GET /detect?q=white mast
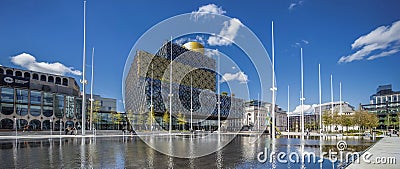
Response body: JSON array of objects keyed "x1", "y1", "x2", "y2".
[
  {"x1": 257, "y1": 93, "x2": 260, "y2": 131},
  {"x1": 319, "y1": 64, "x2": 322, "y2": 134},
  {"x1": 340, "y1": 82, "x2": 342, "y2": 115},
  {"x1": 169, "y1": 37, "x2": 173, "y2": 134},
  {"x1": 330, "y1": 74, "x2": 334, "y2": 132},
  {"x1": 271, "y1": 21, "x2": 277, "y2": 138},
  {"x1": 81, "y1": 0, "x2": 87, "y2": 136},
  {"x1": 90, "y1": 47, "x2": 94, "y2": 131},
  {"x1": 190, "y1": 75, "x2": 193, "y2": 131},
  {"x1": 150, "y1": 64, "x2": 153, "y2": 131},
  {"x1": 287, "y1": 85, "x2": 290, "y2": 133},
  {"x1": 218, "y1": 53, "x2": 221, "y2": 133},
  {"x1": 300, "y1": 48, "x2": 305, "y2": 138}
]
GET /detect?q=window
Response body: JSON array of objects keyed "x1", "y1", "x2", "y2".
[
  {"x1": 30, "y1": 91, "x2": 42, "y2": 105},
  {"x1": 32, "y1": 73, "x2": 39, "y2": 80},
  {"x1": 24, "y1": 72, "x2": 30, "y2": 79},
  {"x1": 16, "y1": 104, "x2": 28, "y2": 116},
  {"x1": 65, "y1": 96, "x2": 74, "y2": 119},
  {"x1": 48, "y1": 76, "x2": 54, "y2": 83},
  {"x1": 29, "y1": 119, "x2": 41, "y2": 130},
  {"x1": 40, "y1": 75, "x2": 46, "y2": 81},
  {"x1": 55, "y1": 77, "x2": 61, "y2": 85},
  {"x1": 0, "y1": 118, "x2": 14, "y2": 129},
  {"x1": 54, "y1": 95, "x2": 64, "y2": 118},
  {"x1": 0, "y1": 103, "x2": 14, "y2": 115},
  {"x1": 43, "y1": 93, "x2": 53, "y2": 106},
  {"x1": 15, "y1": 71, "x2": 22, "y2": 77},
  {"x1": 16, "y1": 89, "x2": 28, "y2": 104},
  {"x1": 43, "y1": 106, "x2": 53, "y2": 117},
  {"x1": 30, "y1": 105, "x2": 41, "y2": 116},
  {"x1": 6, "y1": 69, "x2": 13, "y2": 75},
  {"x1": 16, "y1": 119, "x2": 28, "y2": 130},
  {"x1": 62, "y1": 78, "x2": 68, "y2": 86},
  {"x1": 1, "y1": 88, "x2": 14, "y2": 103},
  {"x1": 0, "y1": 68, "x2": 3, "y2": 75}
]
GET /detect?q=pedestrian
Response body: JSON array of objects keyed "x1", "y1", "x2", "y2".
[
  {"x1": 65, "y1": 127, "x2": 69, "y2": 135},
  {"x1": 73, "y1": 127, "x2": 77, "y2": 136}
]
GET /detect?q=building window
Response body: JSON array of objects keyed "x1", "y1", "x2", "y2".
[
  {"x1": 48, "y1": 76, "x2": 54, "y2": 83},
  {"x1": 0, "y1": 68, "x2": 4, "y2": 75},
  {"x1": 32, "y1": 73, "x2": 39, "y2": 80},
  {"x1": 16, "y1": 89, "x2": 28, "y2": 104},
  {"x1": 29, "y1": 119, "x2": 41, "y2": 130},
  {"x1": 30, "y1": 91, "x2": 42, "y2": 105},
  {"x1": 16, "y1": 104, "x2": 28, "y2": 116},
  {"x1": 15, "y1": 71, "x2": 22, "y2": 77},
  {"x1": 1, "y1": 87, "x2": 14, "y2": 103},
  {"x1": 54, "y1": 95, "x2": 64, "y2": 118},
  {"x1": 24, "y1": 72, "x2": 31, "y2": 79},
  {"x1": 0, "y1": 118, "x2": 14, "y2": 129},
  {"x1": 40, "y1": 75, "x2": 46, "y2": 81},
  {"x1": 16, "y1": 119, "x2": 28, "y2": 130},
  {"x1": 43, "y1": 93, "x2": 53, "y2": 106},
  {"x1": 0, "y1": 103, "x2": 14, "y2": 115},
  {"x1": 62, "y1": 78, "x2": 68, "y2": 86},
  {"x1": 43, "y1": 106, "x2": 53, "y2": 117},
  {"x1": 6, "y1": 69, "x2": 13, "y2": 75},
  {"x1": 30, "y1": 105, "x2": 41, "y2": 116},
  {"x1": 55, "y1": 77, "x2": 61, "y2": 85}
]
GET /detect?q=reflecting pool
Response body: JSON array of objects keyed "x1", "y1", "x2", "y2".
[{"x1": 0, "y1": 135, "x2": 378, "y2": 168}]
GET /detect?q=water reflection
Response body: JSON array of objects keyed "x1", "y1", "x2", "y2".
[{"x1": 0, "y1": 135, "x2": 378, "y2": 168}]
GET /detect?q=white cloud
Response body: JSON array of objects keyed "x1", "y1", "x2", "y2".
[
  {"x1": 10, "y1": 53, "x2": 82, "y2": 76},
  {"x1": 204, "y1": 49, "x2": 220, "y2": 57},
  {"x1": 207, "y1": 18, "x2": 243, "y2": 46},
  {"x1": 292, "y1": 39, "x2": 309, "y2": 48},
  {"x1": 302, "y1": 40, "x2": 309, "y2": 44},
  {"x1": 221, "y1": 71, "x2": 248, "y2": 84},
  {"x1": 339, "y1": 20, "x2": 400, "y2": 63},
  {"x1": 288, "y1": 3, "x2": 296, "y2": 10},
  {"x1": 288, "y1": 1, "x2": 304, "y2": 10},
  {"x1": 174, "y1": 35, "x2": 206, "y2": 46},
  {"x1": 191, "y1": 4, "x2": 226, "y2": 21}
]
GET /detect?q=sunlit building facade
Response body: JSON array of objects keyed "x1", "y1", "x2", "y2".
[
  {"x1": 124, "y1": 41, "x2": 244, "y2": 131},
  {"x1": 0, "y1": 66, "x2": 82, "y2": 131}
]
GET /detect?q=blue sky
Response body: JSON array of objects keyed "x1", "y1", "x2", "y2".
[{"x1": 0, "y1": 0, "x2": 399, "y2": 112}]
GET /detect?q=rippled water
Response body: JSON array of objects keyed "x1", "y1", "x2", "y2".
[{"x1": 0, "y1": 135, "x2": 377, "y2": 168}]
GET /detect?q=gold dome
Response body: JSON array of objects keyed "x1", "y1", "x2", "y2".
[{"x1": 182, "y1": 42, "x2": 204, "y2": 54}]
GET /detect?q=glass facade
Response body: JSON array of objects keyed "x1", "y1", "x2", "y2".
[
  {"x1": 65, "y1": 96, "x2": 75, "y2": 119},
  {"x1": 1, "y1": 88, "x2": 14, "y2": 103},
  {"x1": 16, "y1": 89, "x2": 28, "y2": 104},
  {"x1": 54, "y1": 95, "x2": 64, "y2": 118},
  {"x1": 1, "y1": 103, "x2": 13, "y2": 115},
  {"x1": 43, "y1": 106, "x2": 53, "y2": 117},
  {"x1": 16, "y1": 104, "x2": 28, "y2": 116},
  {"x1": 30, "y1": 105, "x2": 41, "y2": 116},
  {"x1": 30, "y1": 91, "x2": 42, "y2": 105}
]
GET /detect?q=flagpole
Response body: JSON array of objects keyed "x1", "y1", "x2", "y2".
[
  {"x1": 287, "y1": 85, "x2": 290, "y2": 133},
  {"x1": 81, "y1": 0, "x2": 87, "y2": 136},
  {"x1": 271, "y1": 21, "x2": 277, "y2": 139},
  {"x1": 90, "y1": 47, "x2": 94, "y2": 131},
  {"x1": 150, "y1": 63, "x2": 153, "y2": 132},
  {"x1": 319, "y1": 64, "x2": 322, "y2": 134},
  {"x1": 190, "y1": 75, "x2": 193, "y2": 131},
  {"x1": 330, "y1": 74, "x2": 333, "y2": 132},
  {"x1": 169, "y1": 37, "x2": 173, "y2": 134},
  {"x1": 300, "y1": 48, "x2": 305, "y2": 139}
]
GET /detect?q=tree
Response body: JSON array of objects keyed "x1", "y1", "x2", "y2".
[
  {"x1": 221, "y1": 92, "x2": 228, "y2": 96},
  {"x1": 365, "y1": 112, "x2": 379, "y2": 132},
  {"x1": 146, "y1": 107, "x2": 155, "y2": 131},
  {"x1": 163, "y1": 110, "x2": 170, "y2": 129},
  {"x1": 340, "y1": 115, "x2": 354, "y2": 132},
  {"x1": 177, "y1": 112, "x2": 186, "y2": 130},
  {"x1": 322, "y1": 110, "x2": 333, "y2": 132}
]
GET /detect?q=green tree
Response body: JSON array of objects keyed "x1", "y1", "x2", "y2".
[
  {"x1": 163, "y1": 110, "x2": 170, "y2": 129},
  {"x1": 322, "y1": 110, "x2": 333, "y2": 132},
  {"x1": 340, "y1": 115, "x2": 354, "y2": 132},
  {"x1": 365, "y1": 112, "x2": 379, "y2": 132},
  {"x1": 146, "y1": 107, "x2": 155, "y2": 130},
  {"x1": 177, "y1": 112, "x2": 186, "y2": 130},
  {"x1": 221, "y1": 91, "x2": 228, "y2": 96}
]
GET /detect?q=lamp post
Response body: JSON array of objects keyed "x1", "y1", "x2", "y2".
[{"x1": 50, "y1": 118, "x2": 53, "y2": 137}]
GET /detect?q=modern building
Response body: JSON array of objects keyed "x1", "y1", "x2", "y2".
[
  {"x1": 289, "y1": 101, "x2": 355, "y2": 132},
  {"x1": 124, "y1": 41, "x2": 244, "y2": 132},
  {"x1": 0, "y1": 65, "x2": 82, "y2": 131},
  {"x1": 243, "y1": 100, "x2": 287, "y2": 132},
  {"x1": 86, "y1": 94, "x2": 123, "y2": 130},
  {"x1": 362, "y1": 84, "x2": 400, "y2": 130}
]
